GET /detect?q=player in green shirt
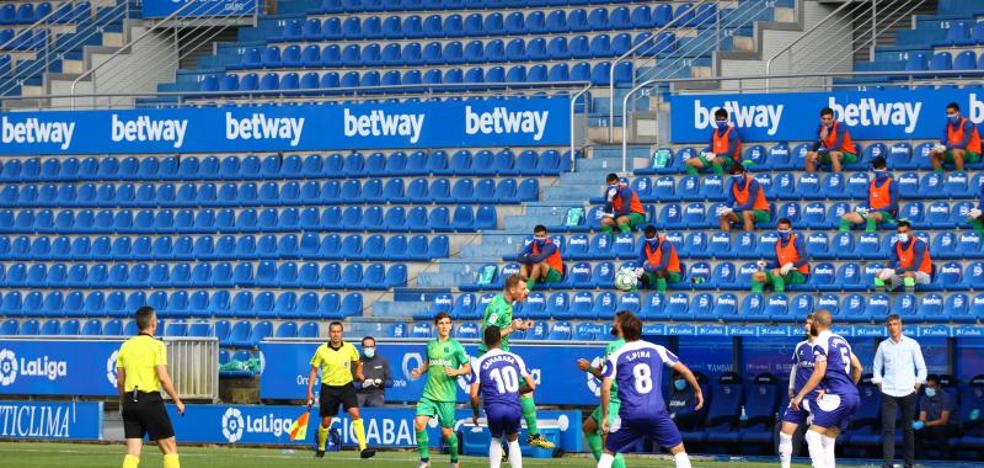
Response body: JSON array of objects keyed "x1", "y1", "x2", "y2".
[
  {"x1": 410, "y1": 312, "x2": 471, "y2": 468},
  {"x1": 478, "y1": 274, "x2": 556, "y2": 449},
  {"x1": 577, "y1": 311, "x2": 629, "y2": 468}
]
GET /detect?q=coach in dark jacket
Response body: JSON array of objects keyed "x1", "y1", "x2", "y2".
[{"x1": 356, "y1": 336, "x2": 392, "y2": 407}]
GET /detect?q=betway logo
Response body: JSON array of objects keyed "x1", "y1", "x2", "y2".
[
  {"x1": 343, "y1": 109, "x2": 423, "y2": 144},
  {"x1": 693, "y1": 99, "x2": 784, "y2": 136},
  {"x1": 112, "y1": 115, "x2": 187, "y2": 149},
  {"x1": 1, "y1": 117, "x2": 75, "y2": 150},
  {"x1": 827, "y1": 96, "x2": 921, "y2": 133},
  {"x1": 465, "y1": 106, "x2": 549, "y2": 141},
  {"x1": 226, "y1": 113, "x2": 305, "y2": 147}
]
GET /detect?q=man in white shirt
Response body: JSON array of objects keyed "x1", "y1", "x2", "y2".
[{"x1": 871, "y1": 314, "x2": 927, "y2": 468}]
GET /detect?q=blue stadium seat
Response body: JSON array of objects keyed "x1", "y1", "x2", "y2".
[{"x1": 946, "y1": 293, "x2": 974, "y2": 323}]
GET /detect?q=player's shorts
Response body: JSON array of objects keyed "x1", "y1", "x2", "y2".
[
  {"x1": 695, "y1": 154, "x2": 735, "y2": 169},
  {"x1": 944, "y1": 150, "x2": 980, "y2": 163},
  {"x1": 866, "y1": 210, "x2": 896, "y2": 224},
  {"x1": 733, "y1": 209, "x2": 770, "y2": 224},
  {"x1": 766, "y1": 270, "x2": 807, "y2": 286},
  {"x1": 604, "y1": 413, "x2": 682, "y2": 453},
  {"x1": 805, "y1": 392, "x2": 860, "y2": 431},
  {"x1": 320, "y1": 383, "x2": 358, "y2": 417},
  {"x1": 486, "y1": 403, "x2": 523, "y2": 438},
  {"x1": 122, "y1": 391, "x2": 174, "y2": 441},
  {"x1": 621, "y1": 212, "x2": 645, "y2": 227},
  {"x1": 416, "y1": 398, "x2": 456, "y2": 428},
  {"x1": 780, "y1": 397, "x2": 814, "y2": 425},
  {"x1": 590, "y1": 400, "x2": 621, "y2": 426},
  {"x1": 819, "y1": 151, "x2": 858, "y2": 165}
]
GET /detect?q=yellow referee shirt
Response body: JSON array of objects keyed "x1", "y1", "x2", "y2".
[
  {"x1": 116, "y1": 334, "x2": 167, "y2": 392},
  {"x1": 310, "y1": 341, "x2": 359, "y2": 386}
]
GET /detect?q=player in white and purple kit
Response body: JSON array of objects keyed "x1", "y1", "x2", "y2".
[
  {"x1": 790, "y1": 310, "x2": 863, "y2": 468},
  {"x1": 598, "y1": 312, "x2": 703, "y2": 468},
  {"x1": 778, "y1": 313, "x2": 818, "y2": 468},
  {"x1": 470, "y1": 325, "x2": 536, "y2": 468}
]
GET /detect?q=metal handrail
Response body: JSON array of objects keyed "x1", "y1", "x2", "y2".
[
  {"x1": 764, "y1": 0, "x2": 863, "y2": 90},
  {"x1": 608, "y1": 0, "x2": 719, "y2": 143},
  {"x1": 618, "y1": 68, "x2": 984, "y2": 173},
  {"x1": 569, "y1": 83, "x2": 592, "y2": 174}
]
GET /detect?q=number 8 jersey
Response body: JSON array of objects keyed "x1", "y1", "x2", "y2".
[
  {"x1": 472, "y1": 348, "x2": 530, "y2": 411},
  {"x1": 603, "y1": 340, "x2": 679, "y2": 421}
]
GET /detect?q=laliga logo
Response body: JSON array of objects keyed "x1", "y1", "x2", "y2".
[
  {"x1": 585, "y1": 356, "x2": 605, "y2": 397},
  {"x1": 0, "y1": 349, "x2": 17, "y2": 386},
  {"x1": 106, "y1": 350, "x2": 119, "y2": 388},
  {"x1": 221, "y1": 408, "x2": 245, "y2": 443}
]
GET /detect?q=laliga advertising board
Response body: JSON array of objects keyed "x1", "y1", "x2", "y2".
[
  {"x1": 0, "y1": 97, "x2": 569, "y2": 156},
  {"x1": 259, "y1": 342, "x2": 607, "y2": 405},
  {"x1": 0, "y1": 339, "x2": 121, "y2": 396},
  {"x1": 670, "y1": 87, "x2": 984, "y2": 143}
]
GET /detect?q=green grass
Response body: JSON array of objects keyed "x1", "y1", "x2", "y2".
[{"x1": 0, "y1": 442, "x2": 788, "y2": 467}]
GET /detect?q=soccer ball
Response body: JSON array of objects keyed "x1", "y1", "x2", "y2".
[{"x1": 614, "y1": 268, "x2": 638, "y2": 291}]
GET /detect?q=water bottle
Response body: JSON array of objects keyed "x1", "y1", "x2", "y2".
[{"x1": 739, "y1": 405, "x2": 748, "y2": 423}]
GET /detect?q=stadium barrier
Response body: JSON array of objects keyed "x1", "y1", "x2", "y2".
[
  {"x1": 142, "y1": 0, "x2": 258, "y2": 19},
  {"x1": 0, "y1": 337, "x2": 218, "y2": 400},
  {"x1": 0, "y1": 400, "x2": 102, "y2": 440}
]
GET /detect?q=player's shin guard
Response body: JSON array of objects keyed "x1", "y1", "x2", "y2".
[
  {"x1": 804, "y1": 430, "x2": 826, "y2": 468},
  {"x1": 489, "y1": 437, "x2": 503, "y2": 468},
  {"x1": 585, "y1": 431, "x2": 603, "y2": 461},
  {"x1": 416, "y1": 429, "x2": 430, "y2": 461},
  {"x1": 597, "y1": 453, "x2": 614, "y2": 468},
  {"x1": 778, "y1": 432, "x2": 793, "y2": 468},
  {"x1": 122, "y1": 454, "x2": 139, "y2": 468},
  {"x1": 508, "y1": 439, "x2": 523, "y2": 468},
  {"x1": 162, "y1": 453, "x2": 180, "y2": 468},
  {"x1": 520, "y1": 396, "x2": 539, "y2": 436},
  {"x1": 447, "y1": 433, "x2": 459, "y2": 462},
  {"x1": 838, "y1": 219, "x2": 852, "y2": 232},
  {"x1": 317, "y1": 424, "x2": 330, "y2": 451},
  {"x1": 673, "y1": 452, "x2": 692, "y2": 468},
  {"x1": 711, "y1": 162, "x2": 724, "y2": 175},
  {"x1": 352, "y1": 418, "x2": 368, "y2": 452},
  {"x1": 865, "y1": 216, "x2": 877, "y2": 233},
  {"x1": 821, "y1": 435, "x2": 836, "y2": 468},
  {"x1": 617, "y1": 223, "x2": 631, "y2": 234}
]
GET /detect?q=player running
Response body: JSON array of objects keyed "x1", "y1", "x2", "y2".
[
  {"x1": 470, "y1": 325, "x2": 537, "y2": 468},
  {"x1": 479, "y1": 274, "x2": 555, "y2": 449},
  {"x1": 598, "y1": 312, "x2": 703, "y2": 468},
  {"x1": 778, "y1": 313, "x2": 818, "y2": 468},
  {"x1": 790, "y1": 310, "x2": 863, "y2": 468},
  {"x1": 577, "y1": 311, "x2": 629, "y2": 468},
  {"x1": 410, "y1": 312, "x2": 472, "y2": 468}
]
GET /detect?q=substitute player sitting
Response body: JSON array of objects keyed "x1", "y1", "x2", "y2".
[
  {"x1": 410, "y1": 312, "x2": 471, "y2": 468},
  {"x1": 685, "y1": 108, "x2": 742, "y2": 176},
  {"x1": 517, "y1": 225, "x2": 564, "y2": 291},
  {"x1": 929, "y1": 102, "x2": 981, "y2": 172},
  {"x1": 471, "y1": 325, "x2": 536, "y2": 468}
]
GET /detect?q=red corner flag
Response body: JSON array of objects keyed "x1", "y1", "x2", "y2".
[{"x1": 288, "y1": 410, "x2": 310, "y2": 441}]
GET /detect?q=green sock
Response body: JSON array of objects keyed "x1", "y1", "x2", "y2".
[
  {"x1": 656, "y1": 277, "x2": 667, "y2": 293},
  {"x1": 416, "y1": 429, "x2": 430, "y2": 461},
  {"x1": 904, "y1": 277, "x2": 916, "y2": 288},
  {"x1": 520, "y1": 396, "x2": 539, "y2": 436},
  {"x1": 586, "y1": 431, "x2": 603, "y2": 461},
  {"x1": 773, "y1": 274, "x2": 786, "y2": 293},
  {"x1": 613, "y1": 453, "x2": 626, "y2": 468},
  {"x1": 865, "y1": 216, "x2": 877, "y2": 233},
  {"x1": 934, "y1": 167, "x2": 944, "y2": 174},
  {"x1": 711, "y1": 162, "x2": 724, "y2": 175},
  {"x1": 838, "y1": 219, "x2": 852, "y2": 232},
  {"x1": 601, "y1": 224, "x2": 614, "y2": 235},
  {"x1": 617, "y1": 222, "x2": 631, "y2": 234},
  {"x1": 526, "y1": 278, "x2": 537, "y2": 290},
  {"x1": 685, "y1": 165, "x2": 698, "y2": 176},
  {"x1": 971, "y1": 218, "x2": 984, "y2": 235},
  {"x1": 751, "y1": 281, "x2": 764, "y2": 293},
  {"x1": 447, "y1": 433, "x2": 459, "y2": 462}
]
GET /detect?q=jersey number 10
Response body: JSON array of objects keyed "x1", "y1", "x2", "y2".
[{"x1": 490, "y1": 367, "x2": 520, "y2": 394}]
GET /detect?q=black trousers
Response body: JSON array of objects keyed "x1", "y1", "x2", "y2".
[
  {"x1": 917, "y1": 425, "x2": 952, "y2": 460},
  {"x1": 881, "y1": 392, "x2": 916, "y2": 468}
]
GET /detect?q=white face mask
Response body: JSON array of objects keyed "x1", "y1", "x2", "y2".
[{"x1": 896, "y1": 233, "x2": 910, "y2": 243}]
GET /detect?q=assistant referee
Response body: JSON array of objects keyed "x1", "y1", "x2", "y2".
[
  {"x1": 116, "y1": 306, "x2": 185, "y2": 468},
  {"x1": 306, "y1": 321, "x2": 376, "y2": 459}
]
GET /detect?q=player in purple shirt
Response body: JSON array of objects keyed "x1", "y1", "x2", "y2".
[
  {"x1": 778, "y1": 313, "x2": 818, "y2": 468},
  {"x1": 470, "y1": 325, "x2": 536, "y2": 468},
  {"x1": 598, "y1": 312, "x2": 703, "y2": 468},
  {"x1": 791, "y1": 310, "x2": 863, "y2": 468}
]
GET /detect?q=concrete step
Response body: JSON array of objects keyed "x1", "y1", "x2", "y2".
[
  {"x1": 460, "y1": 242, "x2": 516, "y2": 258},
  {"x1": 542, "y1": 185, "x2": 599, "y2": 202},
  {"x1": 416, "y1": 270, "x2": 472, "y2": 288},
  {"x1": 372, "y1": 300, "x2": 430, "y2": 318}
]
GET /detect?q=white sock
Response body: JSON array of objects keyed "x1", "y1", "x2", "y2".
[
  {"x1": 673, "y1": 451, "x2": 692, "y2": 468},
  {"x1": 822, "y1": 435, "x2": 836, "y2": 468},
  {"x1": 508, "y1": 438, "x2": 522, "y2": 468},
  {"x1": 778, "y1": 432, "x2": 794, "y2": 468},
  {"x1": 597, "y1": 453, "x2": 615, "y2": 468},
  {"x1": 804, "y1": 430, "x2": 825, "y2": 468},
  {"x1": 489, "y1": 437, "x2": 503, "y2": 468}
]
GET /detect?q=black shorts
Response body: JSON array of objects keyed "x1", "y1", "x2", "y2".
[
  {"x1": 320, "y1": 383, "x2": 358, "y2": 417},
  {"x1": 122, "y1": 391, "x2": 174, "y2": 441}
]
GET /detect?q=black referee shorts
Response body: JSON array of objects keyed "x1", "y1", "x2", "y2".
[
  {"x1": 319, "y1": 383, "x2": 358, "y2": 418},
  {"x1": 122, "y1": 391, "x2": 174, "y2": 441}
]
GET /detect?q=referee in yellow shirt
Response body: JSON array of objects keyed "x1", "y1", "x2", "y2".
[
  {"x1": 306, "y1": 320, "x2": 376, "y2": 459},
  {"x1": 116, "y1": 306, "x2": 185, "y2": 468}
]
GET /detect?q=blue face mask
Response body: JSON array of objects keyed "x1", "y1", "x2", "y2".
[
  {"x1": 948, "y1": 114, "x2": 959, "y2": 123},
  {"x1": 716, "y1": 121, "x2": 729, "y2": 129},
  {"x1": 533, "y1": 236, "x2": 547, "y2": 247},
  {"x1": 674, "y1": 379, "x2": 687, "y2": 391},
  {"x1": 646, "y1": 236, "x2": 659, "y2": 247},
  {"x1": 925, "y1": 387, "x2": 937, "y2": 398},
  {"x1": 364, "y1": 348, "x2": 376, "y2": 359},
  {"x1": 778, "y1": 230, "x2": 791, "y2": 241},
  {"x1": 874, "y1": 169, "x2": 888, "y2": 180},
  {"x1": 733, "y1": 175, "x2": 746, "y2": 184}
]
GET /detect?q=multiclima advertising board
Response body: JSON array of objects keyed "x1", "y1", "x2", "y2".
[
  {"x1": 0, "y1": 97, "x2": 569, "y2": 156},
  {"x1": 0, "y1": 400, "x2": 103, "y2": 440},
  {"x1": 670, "y1": 88, "x2": 984, "y2": 143}
]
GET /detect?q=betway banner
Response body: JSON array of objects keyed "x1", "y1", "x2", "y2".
[
  {"x1": 0, "y1": 400, "x2": 103, "y2": 440},
  {"x1": 0, "y1": 339, "x2": 121, "y2": 396},
  {"x1": 0, "y1": 97, "x2": 569, "y2": 155},
  {"x1": 670, "y1": 88, "x2": 984, "y2": 143},
  {"x1": 166, "y1": 404, "x2": 580, "y2": 449},
  {"x1": 260, "y1": 342, "x2": 608, "y2": 405},
  {"x1": 142, "y1": 0, "x2": 257, "y2": 18}
]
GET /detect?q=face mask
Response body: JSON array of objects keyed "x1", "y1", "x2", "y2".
[
  {"x1": 896, "y1": 233, "x2": 910, "y2": 243},
  {"x1": 873, "y1": 169, "x2": 888, "y2": 180},
  {"x1": 732, "y1": 175, "x2": 746, "y2": 184},
  {"x1": 533, "y1": 236, "x2": 547, "y2": 246},
  {"x1": 645, "y1": 235, "x2": 659, "y2": 244},
  {"x1": 674, "y1": 379, "x2": 687, "y2": 391},
  {"x1": 364, "y1": 348, "x2": 376, "y2": 358},
  {"x1": 925, "y1": 387, "x2": 937, "y2": 398},
  {"x1": 778, "y1": 230, "x2": 791, "y2": 241},
  {"x1": 716, "y1": 121, "x2": 729, "y2": 129},
  {"x1": 948, "y1": 114, "x2": 959, "y2": 123}
]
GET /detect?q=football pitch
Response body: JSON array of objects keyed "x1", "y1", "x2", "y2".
[{"x1": 0, "y1": 442, "x2": 786, "y2": 467}]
